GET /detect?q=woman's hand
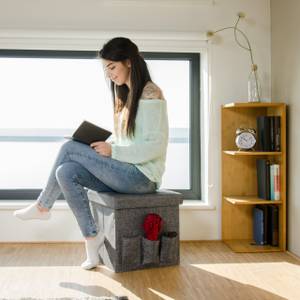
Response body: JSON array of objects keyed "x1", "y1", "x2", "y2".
[{"x1": 90, "y1": 141, "x2": 112, "y2": 157}]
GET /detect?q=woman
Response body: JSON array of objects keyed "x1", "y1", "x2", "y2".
[{"x1": 13, "y1": 37, "x2": 169, "y2": 270}]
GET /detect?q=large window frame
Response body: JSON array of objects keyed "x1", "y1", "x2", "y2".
[{"x1": 0, "y1": 50, "x2": 200, "y2": 200}]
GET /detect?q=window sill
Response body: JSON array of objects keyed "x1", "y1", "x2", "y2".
[
  {"x1": 180, "y1": 200, "x2": 215, "y2": 210},
  {"x1": 0, "y1": 199, "x2": 216, "y2": 211},
  {"x1": 0, "y1": 200, "x2": 69, "y2": 210}
]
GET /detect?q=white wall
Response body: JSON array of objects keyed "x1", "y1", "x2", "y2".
[
  {"x1": 0, "y1": 0, "x2": 271, "y2": 242},
  {"x1": 271, "y1": 0, "x2": 300, "y2": 256}
]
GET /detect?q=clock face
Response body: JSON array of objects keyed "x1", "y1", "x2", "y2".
[{"x1": 235, "y1": 132, "x2": 256, "y2": 149}]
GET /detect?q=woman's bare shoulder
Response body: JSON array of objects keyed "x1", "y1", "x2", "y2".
[{"x1": 141, "y1": 81, "x2": 165, "y2": 100}]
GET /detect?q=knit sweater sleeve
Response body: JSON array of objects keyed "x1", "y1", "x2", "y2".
[
  {"x1": 106, "y1": 133, "x2": 115, "y2": 144},
  {"x1": 111, "y1": 100, "x2": 168, "y2": 164}
]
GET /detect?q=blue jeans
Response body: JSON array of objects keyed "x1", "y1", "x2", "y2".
[{"x1": 37, "y1": 140, "x2": 157, "y2": 237}]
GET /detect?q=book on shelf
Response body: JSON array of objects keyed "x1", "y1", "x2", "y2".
[
  {"x1": 253, "y1": 206, "x2": 268, "y2": 245},
  {"x1": 268, "y1": 205, "x2": 279, "y2": 246},
  {"x1": 270, "y1": 164, "x2": 280, "y2": 200},
  {"x1": 274, "y1": 117, "x2": 281, "y2": 151},
  {"x1": 253, "y1": 205, "x2": 279, "y2": 246},
  {"x1": 256, "y1": 159, "x2": 271, "y2": 199},
  {"x1": 256, "y1": 116, "x2": 281, "y2": 151},
  {"x1": 256, "y1": 159, "x2": 280, "y2": 200}
]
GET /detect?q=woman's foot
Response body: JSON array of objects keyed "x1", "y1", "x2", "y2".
[
  {"x1": 81, "y1": 230, "x2": 105, "y2": 270},
  {"x1": 13, "y1": 201, "x2": 51, "y2": 220}
]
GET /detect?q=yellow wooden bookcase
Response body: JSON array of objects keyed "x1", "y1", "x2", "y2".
[{"x1": 221, "y1": 102, "x2": 286, "y2": 252}]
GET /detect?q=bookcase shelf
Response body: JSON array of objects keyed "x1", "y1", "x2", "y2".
[
  {"x1": 222, "y1": 102, "x2": 286, "y2": 253},
  {"x1": 224, "y1": 196, "x2": 282, "y2": 205},
  {"x1": 223, "y1": 151, "x2": 282, "y2": 156},
  {"x1": 223, "y1": 102, "x2": 284, "y2": 108}
]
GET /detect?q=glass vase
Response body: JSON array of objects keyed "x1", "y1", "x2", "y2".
[{"x1": 248, "y1": 64, "x2": 261, "y2": 102}]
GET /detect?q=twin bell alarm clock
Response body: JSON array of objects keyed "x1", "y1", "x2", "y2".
[{"x1": 235, "y1": 127, "x2": 256, "y2": 151}]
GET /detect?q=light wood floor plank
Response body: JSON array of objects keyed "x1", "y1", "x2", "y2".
[{"x1": 0, "y1": 241, "x2": 299, "y2": 299}]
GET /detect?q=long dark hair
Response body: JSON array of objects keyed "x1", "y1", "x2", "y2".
[{"x1": 99, "y1": 37, "x2": 152, "y2": 137}]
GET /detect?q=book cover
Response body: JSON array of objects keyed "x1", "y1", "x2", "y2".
[
  {"x1": 274, "y1": 164, "x2": 280, "y2": 201},
  {"x1": 270, "y1": 164, "x2": 275, "y2": 200},
  {"x1": 256, "y1": 159, "x2": 271, "y2": 200},
  {"x1": 270, "y1": 117, "x2": 275, "y2": 151},
  {"x1": 65, "y1": 120, "x2": 112, "y2": 145},
  {"x1": 274, "y1": 116, "x2": 281, "y2": 151},
  {"x1": 253, "y1": 207, "x2": 265, "y2": 245},
  {"x1": 268, "y1": 205, "x2": 279, "y2": 246},
  {"x1": 262, "y1": 205, "x2": 269, "y2": 245},
  {"x1": 253, "y1": 206, "x2": 269, "y2": 246},
  {"x1": 257, "y1": 116, "x2": 271, "y2": 151}
]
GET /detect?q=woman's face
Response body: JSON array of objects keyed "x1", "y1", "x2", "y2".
[{"x1": 102, "y1": 59, "x2": 131, "y2": 87}]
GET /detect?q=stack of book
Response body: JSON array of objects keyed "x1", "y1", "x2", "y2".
[
  {"x1": 253, "y1": 205, "x2": 279, "y2": 246},
  {"x1": 256, "y1": 159, "x2": 280, "y2": 200},
  {"x1": 253, "y1": 115, "x2": 281, "y2": 247},
  {"x1": 257, "y1": 116, "x2": 281, "y2": 151}
]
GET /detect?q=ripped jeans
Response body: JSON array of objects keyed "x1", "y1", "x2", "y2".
[{"x1": 37, "y1": 140, "x2": 157, "y2": 237}]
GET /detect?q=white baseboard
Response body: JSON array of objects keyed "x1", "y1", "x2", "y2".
[{"x1": 0, "y1": 200, "x2": 219, "y2": 242}]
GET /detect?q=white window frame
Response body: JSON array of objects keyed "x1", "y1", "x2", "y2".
[{"x1": 0, "y1": 30, "x2": 211, "y2": 204}]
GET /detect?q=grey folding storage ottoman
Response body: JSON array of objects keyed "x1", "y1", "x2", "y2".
[{"x1": 87, "y1": 189, "x2": 183, "y2": 273}]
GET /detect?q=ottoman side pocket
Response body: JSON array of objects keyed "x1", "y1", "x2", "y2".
[
  {"x1": 160, "y1": 232, "x2": 178, "y2": 264},
  {"x1": 121, "y1": 235, "x2": 141, "y2": 268},
  {"x1": 142, "y1": 237, "x2": 160, "y2": 265}
]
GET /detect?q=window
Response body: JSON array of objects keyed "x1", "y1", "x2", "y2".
[{"x1": 0, "y1": 50, "x2": 200, "y2": 200}]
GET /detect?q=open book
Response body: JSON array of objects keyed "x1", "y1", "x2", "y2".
[{"x1": 64, "y1": 120, "x2": 112, "y2": 145}]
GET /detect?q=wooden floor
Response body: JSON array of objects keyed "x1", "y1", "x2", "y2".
[{"x1": 0, "y1": 241, "x2": 299, "y2": 299}]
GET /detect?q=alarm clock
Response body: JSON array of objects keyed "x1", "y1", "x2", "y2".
[{"x1": 235, "y1": 128, "x2": 256, "y2": 151}]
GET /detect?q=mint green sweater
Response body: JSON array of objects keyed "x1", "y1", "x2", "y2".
[{"x1": 109, "y1": 99, "x2": 168, "y2": 188}]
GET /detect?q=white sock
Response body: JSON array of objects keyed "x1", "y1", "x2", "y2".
[
  {"x1": 81, "y1": 230, "x2": 105, "y2": 270},
  {"x1": 13, "y1": 201, "x2": 51, "y2": 220}
]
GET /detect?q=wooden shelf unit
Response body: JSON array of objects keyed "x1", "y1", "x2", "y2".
[
  {"x1": 223, "y1": 150, "x2": 282, "y2": 156},
  {"x1": 224, "y1": 196, "x2": 283, "y2": 205},
  {"x1": 221, "y1": 102, "x2": 286, "y2": 253}
]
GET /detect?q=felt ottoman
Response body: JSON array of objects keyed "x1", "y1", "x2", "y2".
[{"x1": 87, "y1": 189, "x2": 184, "y2": 273}]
